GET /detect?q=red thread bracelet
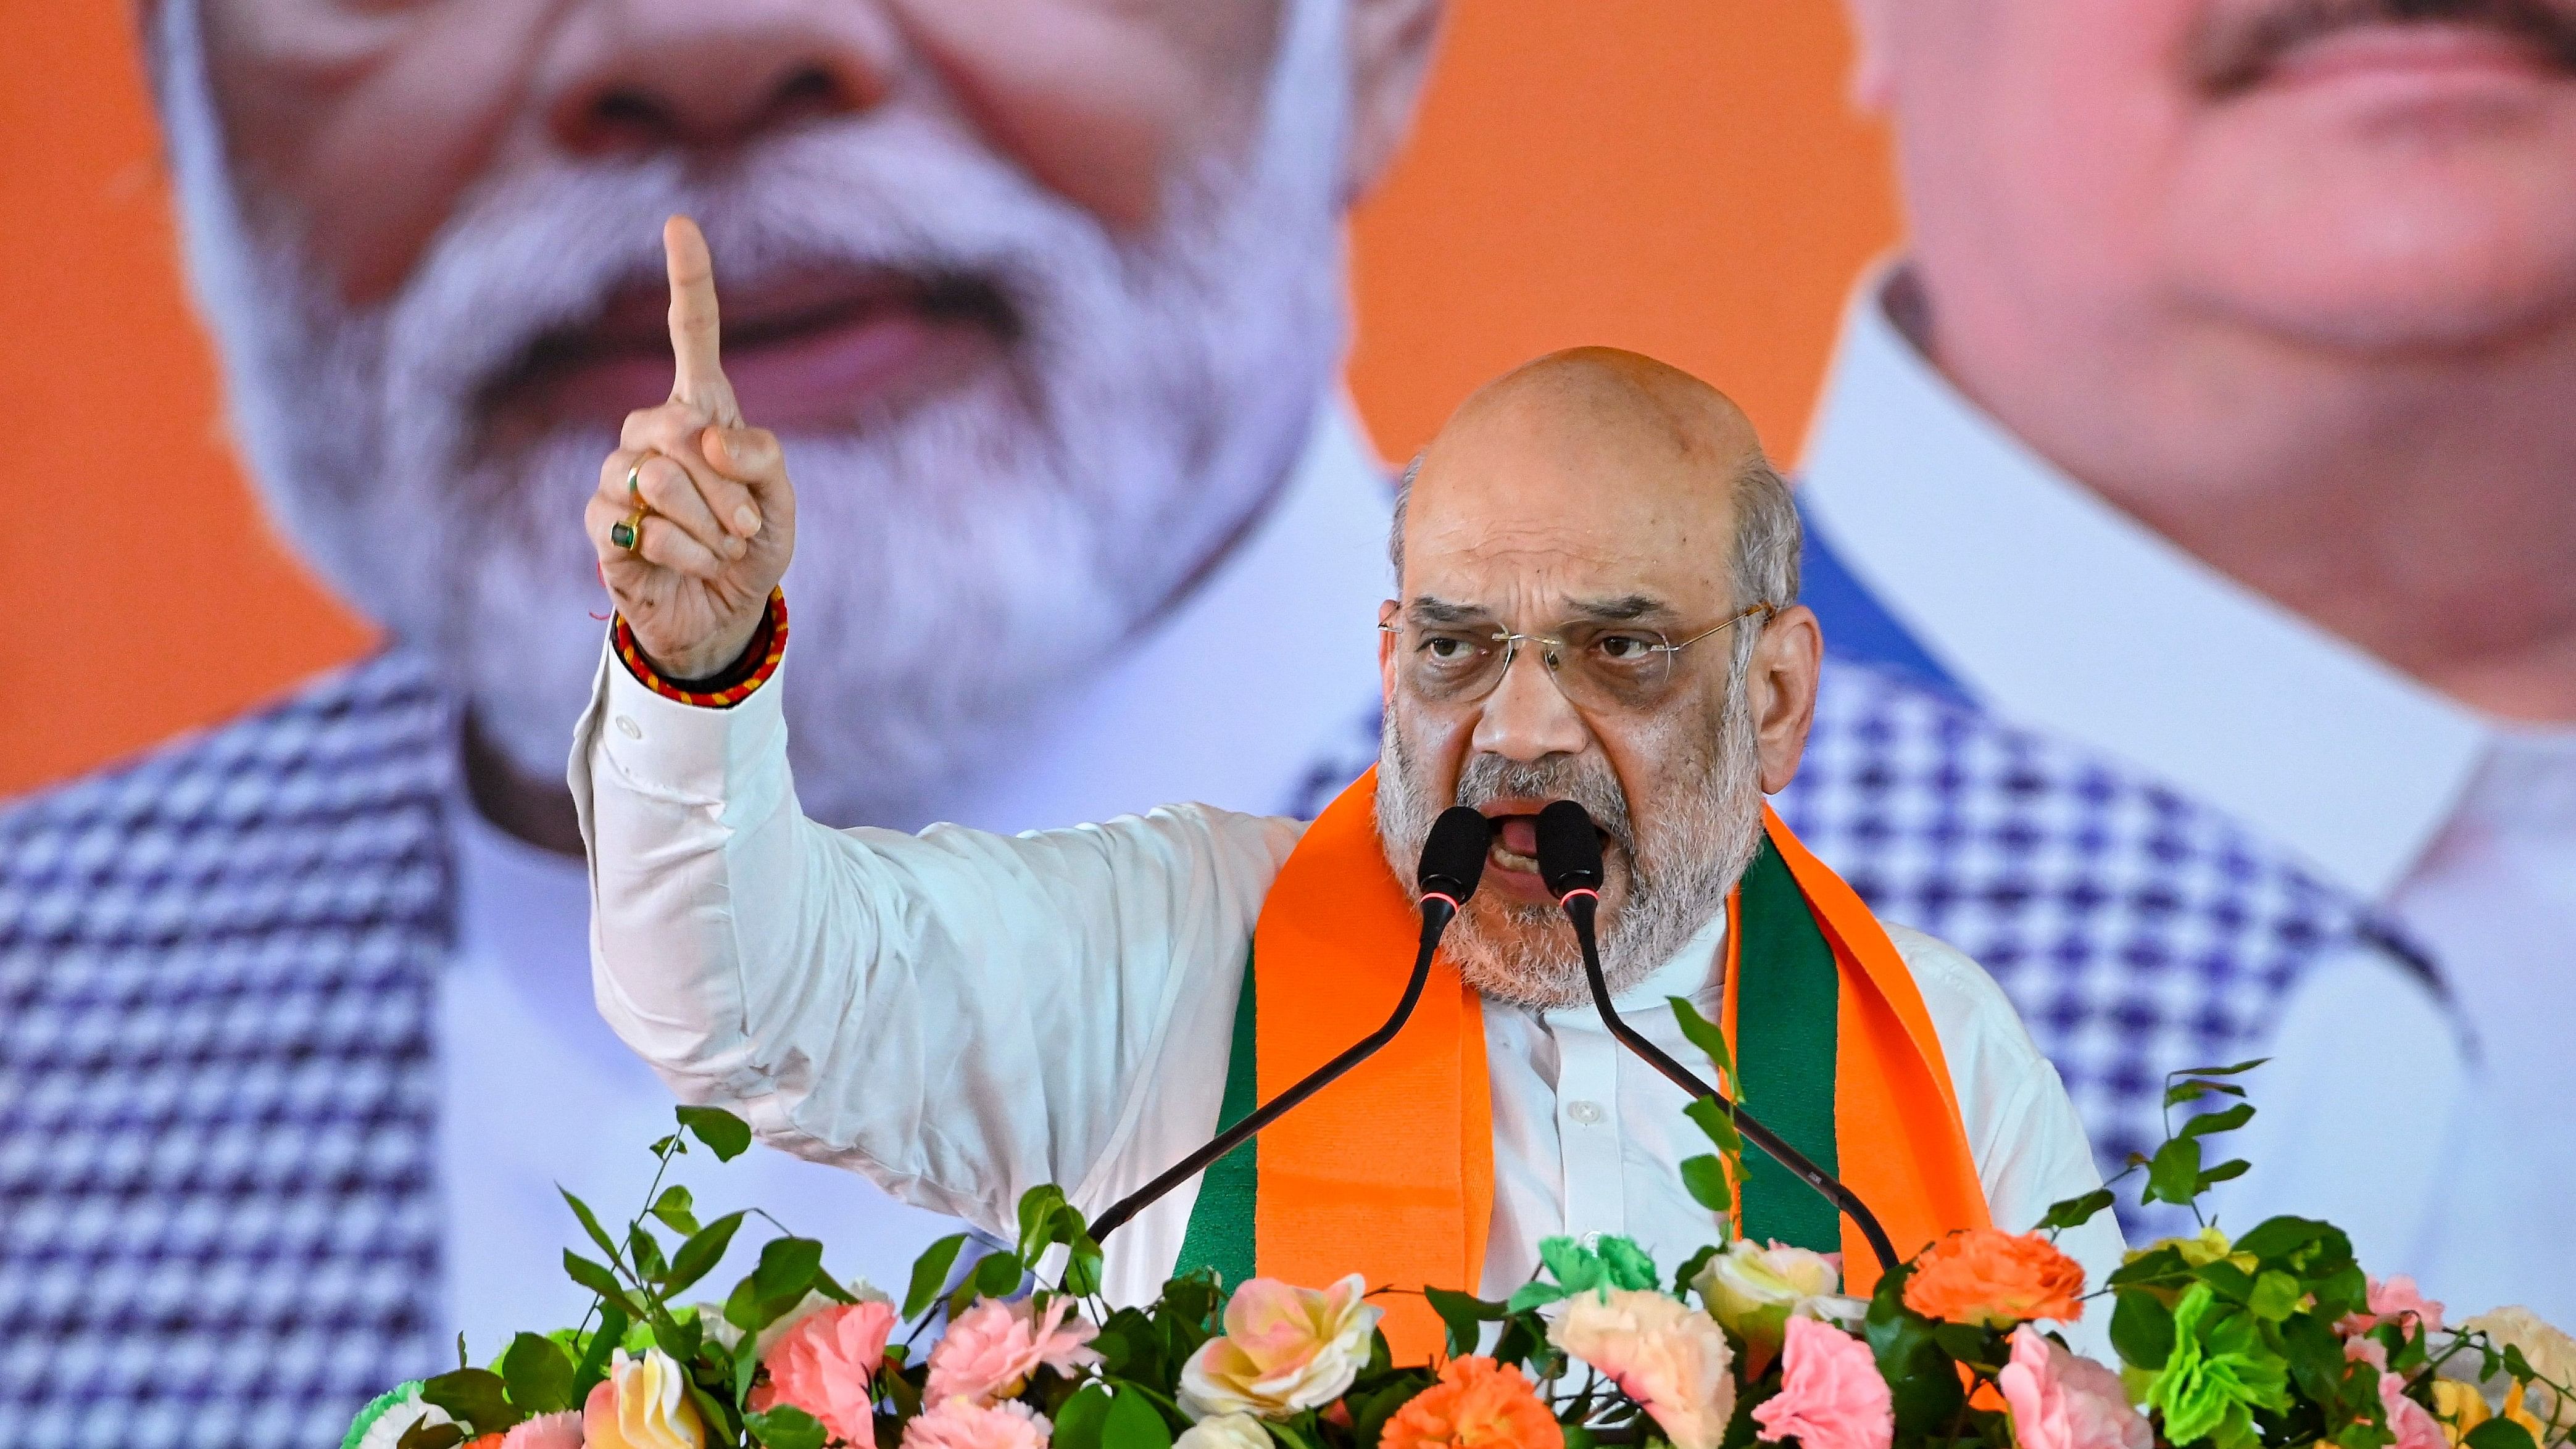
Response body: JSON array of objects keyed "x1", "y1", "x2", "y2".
[{"x1": 612, "y1": 589, "x2": 787, "y2": 708}]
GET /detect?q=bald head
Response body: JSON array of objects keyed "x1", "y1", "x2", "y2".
[
  {"x1": 1371, "y1": 347, "x2": 1821, "y2": 1010},
  {"x1": 1391, "y1": 347, "x2": 1800, "y2": 612}
]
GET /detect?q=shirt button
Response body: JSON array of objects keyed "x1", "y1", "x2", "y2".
[
  {"x1": 1566, "y1": 1099, "x2": 1606, "y2": 1127},
  {"x1": 615, "y1": 715, "x2": 642, "y2": 739}
]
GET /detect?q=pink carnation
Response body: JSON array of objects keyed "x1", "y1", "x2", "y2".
[
  {"x1": 1997, "y1": 1326, "x2": 2150, "y2": 1449},
  {"x1": 763, "y1": 1300, "x2": 899, "y2": 1444},
  {"x1": 1751, "y1": 1316, "x2": 1892, "y2": 1449},
  {"x1": 499, "y1": 1411, "x2": 584, "y2": 1449},
  {"x1": 926, "y1": 1297, "x2": 1102, "y2": 1406},
  {"x1": 903, "y1": 1397, "x2": 1052, "y2": 1449},
  {"x1": 2380, "y1": 1374, "x2": 2446, "y2": 1449},
  {"x1": 2339, "y1": 1277, "x2": 2446, "y2": 1339}
]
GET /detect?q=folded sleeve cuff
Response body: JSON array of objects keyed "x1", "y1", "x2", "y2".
[{"x1": 595, "y1": 616, "x2": 793, "y2": 812}]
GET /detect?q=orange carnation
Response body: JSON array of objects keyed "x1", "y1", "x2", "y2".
[
  {"x1": 1903, "y1": 1229, "x2": 2087, "y2": 1328},
  {"x1": 1381, "y1": 1356, "x2": 1565, "y2": 1449}
]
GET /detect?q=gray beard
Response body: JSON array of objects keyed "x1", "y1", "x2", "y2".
[
  {"x1": 1373, "y1": 652, "x2": 1771, "y2": 1010},
  {"x1": 154, "y1": 0, "x2": 1352, "y2": 830}
]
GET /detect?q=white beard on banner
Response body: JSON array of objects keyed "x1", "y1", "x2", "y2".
[{"x1": 157, "y1": 0, "x2": 1355, "y2": 828}]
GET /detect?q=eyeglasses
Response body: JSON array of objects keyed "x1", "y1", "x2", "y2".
[{"x1": 1379, "y1": 602, "x2": 1778, "y2": 712}]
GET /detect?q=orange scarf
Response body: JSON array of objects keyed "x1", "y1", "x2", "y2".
[{"x1": 1245, "y1": 771, "x2": 1989, "y2": 1361}]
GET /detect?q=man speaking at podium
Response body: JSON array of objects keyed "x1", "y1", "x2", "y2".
[{"x1": 577, "y1": 219, "x2": 2126, "y2": 1355}]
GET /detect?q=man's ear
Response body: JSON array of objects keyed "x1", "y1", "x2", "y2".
[
  {"x1": 1378, "y1": 597, "x2": 1403, "y2": 701},
  {"x1": 1342, "y1": 0, "x2": 1444, "y2": 206},
  {"x1": 1751, "y1": 605, "x2": 1824, "y2": 795},
  {"x1": 1842, "y1": 0, "x2": 1897, "y2": 112}
]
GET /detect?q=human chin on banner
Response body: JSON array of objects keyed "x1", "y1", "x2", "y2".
[{"x1": 0, "y1": 0, "x2": 1441, "y2": 1441}]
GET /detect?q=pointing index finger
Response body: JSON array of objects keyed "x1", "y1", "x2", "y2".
[{"x1": 663, "y1": 214, "x2": 741, "y2": 426}]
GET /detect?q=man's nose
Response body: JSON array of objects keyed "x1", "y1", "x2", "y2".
[
  {"x1": 1469, "y1": 647, "x2": 1593, "y2": 762},
  {"x1": 542, "y1": 2, "x2": 896, "y2": 157}
]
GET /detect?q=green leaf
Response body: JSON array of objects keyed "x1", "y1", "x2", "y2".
[
  {"x1": 2180, "y1": 1103, "x2": 2257, "y2": 1140},
  {"x1": 752, "y1": 1237, "x2": 826, "y2": 1305},
  {"x1": 397, "y1": 1424, "x2": 467, "y2": 1449},
  {"x1": 2248, "y1": 1270, "x2": 2303, "y2": 1322},
  {"x1": 1016, "y1": 1185, "x2": 1086, "y2": 1261},
  {"x1": 744, "y1": 1405, "x2": 829, "y2": 1449},
  {"x1": 2146, "y1": 1136, "x2": 2204, "y2": 1206},
  {"x1": 1062, "y1": 1237, "x2": 1106, "y2": 1298},
  {"x1": 1425, "y1": 1286, "x2": 1506, "y2": 1359},
  {"x1": 628, "y1": 1223, "x2": 670, "y2": 1284},
  {"x1": 2198, "y1": 1260, "x2": 2258, "y2": 1305},
  {"x1": 1054, "y1": 1384, "x2": 1115, "y2": 1449},
  {"x1": 1931, "y1": 1322, "x2": 1996, "y2": 1364},
  {"x1": 650, "y1": 1309, "x2": 703, "y2": 1364},
  {"x1": 2199, "y1": 1159, "x2": 2253, "y2": 1190},
  {"x1": 2176, "y1": 1058, "x2": 2271, "y2": 1078},
  {"x1": 501, "y1": 1332, "x2": 577, "y2": 1416},
  {"x1": 2231, "y1": 1216, "x2": 2335, "y2": 1265},
  {"x1": 1353, "y1": 1379, "x2": 1423, "y2": 1449},
  {"x1": 676, "y1": 1105, "x2": 754, "y2": 1161},
  {"x1": 2164, "y1": 1080, "x2": 2248, "y2": 1107},
  {"x1": 1506, "y1": 1281, "x2": 1567, "y2": 1314},
  {"x1": 1683, "y1": 1096, "x2": 1745, "y2": 1160},
  {"x1": 650, "y1": 1185, "x2": 700, "y2": 1237},
  {"x1": 565, "y1": 1251, "x2": 645, "y2": 1319},
  {"x1": 1669, "y1": 997, "x2": 1741, "y2": 1098},
  {"x1": 1673, "y1": 1244, "x2": 1721, "y2": 1298},
  {"x1": 2111, "y1": 1289, "x2": 2176, "y2": 1370},
  {"x1": 2467, "y1": 1419, "x2": 2541, "y2": 1449},
  {"x1": 1864, "y1": 1292, "x2": 1964, "y2": 1435},
  {"x1": 573, "y1": 1305, "x2": 628, "y2": 1400},
  {"x1": 663, "y1": 1211, "x2": 749, "y2": 1300},
  {"x1": 1103, "y1": 1387, "x2": 1176, "y2": 1449},
  {"x1": 2108, "y1": 1246, "x2": 2192, "y2": 1289},
  {"x1": 559, "y1": 1188, "x2": 626, "y2": 1271},
  {"x1": 904, "y1": 1233, "x2": 973, "y2": 1320},
  {"x1": 2035, "y1": 1188, "x2": 2117, "y2": 1234},
  {"x1": 420, "y1": 1368, "x2": 519, "y2": 1435},
  {"x1": 1679, "y1": 1155, "x2": 1735, "y2": 1214},
  {"x1": 649, "y1": 1133, "x2": 680, "y2": 1157},
  {"x1": 971, "y1": 1250, "x2": 1028, "y2": 1301}
]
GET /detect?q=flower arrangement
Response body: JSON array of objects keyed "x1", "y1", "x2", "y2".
[{"x1": 350, "y1": 1036, "x2": 2576, "y2": 1449}]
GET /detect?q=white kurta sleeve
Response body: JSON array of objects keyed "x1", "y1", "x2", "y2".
[
  {"x1": 1888, "y1": 924, "x2": 2129, "y2": 1363},
  {"x1": 565, "y1": 638, "x2": 1304, "y2": 1242}
]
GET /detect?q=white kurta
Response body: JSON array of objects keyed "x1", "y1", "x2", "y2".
[{"x1": 571, "y1": 642, "x2": 2129, "y2": 1358}]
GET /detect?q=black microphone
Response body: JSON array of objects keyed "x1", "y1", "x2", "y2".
[
  {"x1": 1533, "y1": 800, "x2": 1900, "y2": 1274},
  {"x1": 1091, "y1": 805, "x2": 1495, "y2": 1243}
]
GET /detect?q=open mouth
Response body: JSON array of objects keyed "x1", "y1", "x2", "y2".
[
  {"x1": 1474, "y1": 801, "x2": 1613, "y2": 900},
  {"x1": 481, "y1": 263, "x2": 1019, "y2": 444}
]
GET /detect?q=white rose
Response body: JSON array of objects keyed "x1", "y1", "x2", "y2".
[
  {"x1": 1179, "y1": 1275, "x2": 1381, "y2": 1419},
  {"x1": 1691, "y1": 1239, "x2": 1864, "y2": 1366},
  {"x1": 1176, "y1": 1412, "x2": 1274, "y2": 1449}
]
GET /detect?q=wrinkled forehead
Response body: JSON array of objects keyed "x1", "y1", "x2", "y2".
[{"x1": 1399, "y1": 418, "x2": 1743, "y2": 623}]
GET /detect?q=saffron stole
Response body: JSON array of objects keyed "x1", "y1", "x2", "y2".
[{"x1": 1171, "y1": 770, "x2": 1991, "y2": 1361}]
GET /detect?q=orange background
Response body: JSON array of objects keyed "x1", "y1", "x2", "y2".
[{"x1": 0, "y1": 2, "x2": 1898, "y2": 797}]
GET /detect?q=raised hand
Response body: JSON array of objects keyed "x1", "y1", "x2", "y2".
[{"x1": 587, "y1": 215, "x2": 796, "y2": 680}]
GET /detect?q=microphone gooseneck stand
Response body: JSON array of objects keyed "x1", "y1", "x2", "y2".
[
  {"x1": 1090, "y1": 805, "x2": 1495, "y2": 1244},
  {"x1": 1532, "y1": 800, "x2": 1900, "y2": 1276}
]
